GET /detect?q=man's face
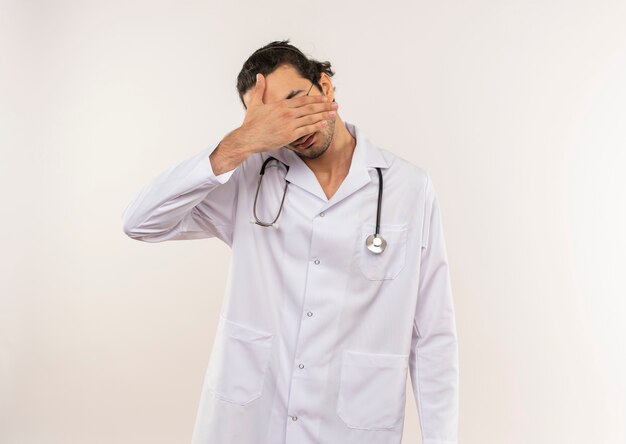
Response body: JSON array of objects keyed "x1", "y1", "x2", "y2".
[{"x1": 243, "y1": 64, "x2": 336, "y2": 160}]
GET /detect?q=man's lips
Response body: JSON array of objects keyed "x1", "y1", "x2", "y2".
[{"x1": 294, "y1": 133, "x2": 315, "y2": 148}]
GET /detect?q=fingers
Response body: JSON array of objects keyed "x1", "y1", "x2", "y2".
[
  {"x1": 295, "y1": 111, "x2": 336, "y2": 130},
  {"x1": 293, "y1": 120, "x2": 329, "y2": 140},
  {"x1": 250, "y1": 73, "x2": 266, "y2": 107},
  {"x1": 286, "y1": 94, "x2": 329, "y2": 108},
  {"x1": 291, "y1": 100, "x2": 338, "y2": 119}
]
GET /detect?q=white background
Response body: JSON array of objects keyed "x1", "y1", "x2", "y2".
[{"x1": 1, "y1": 0, "x2": 625, "y2": 443}]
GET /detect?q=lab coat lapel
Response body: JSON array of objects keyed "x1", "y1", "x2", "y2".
[{"x1": 267, "y1": 148, "x2": 328, "y2": 202}]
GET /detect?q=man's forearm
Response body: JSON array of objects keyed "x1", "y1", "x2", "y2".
[{"x1": 209, "y1": 128, "x2": 254, "y2": 175}]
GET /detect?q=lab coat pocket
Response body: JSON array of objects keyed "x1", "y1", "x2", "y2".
[
  {"x1": 359, "y1": 223, "x2": 408, "y2": 280},
  {"x1": 336, "y1": 350, "x2": 409, "y2": 430},
  {"x1": 206, "y1": 315, "x2": 274, "y2": 405}
]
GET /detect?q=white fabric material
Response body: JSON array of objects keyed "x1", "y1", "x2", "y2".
[{"x1": 122, "y1": 121, "x2": 459, "y2": 444}]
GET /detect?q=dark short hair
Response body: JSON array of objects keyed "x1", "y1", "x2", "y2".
[{"x1": 236, "y1": 39, "x2": 336, "y2": 108}]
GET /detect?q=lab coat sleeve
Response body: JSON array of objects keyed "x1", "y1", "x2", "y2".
[
  {"x1": 409, "y1": 175, "x2": 459, "y2": 444},
  {"x1": 121, "y1": 140, "x2": 240, "y2": 245}
]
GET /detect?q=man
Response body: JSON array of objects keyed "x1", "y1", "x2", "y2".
[{"x1": 122, "y1": 40, "x2": 459, "y2": 444}]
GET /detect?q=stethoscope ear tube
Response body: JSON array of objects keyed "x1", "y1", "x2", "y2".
[
  {"x1": 366, "y1": 167, "x2": 386, "y2": 254},
  {"x1": 253, "y1": 156, "x2": 290, "y2": 227},
  {"x1": 375, "y1": 168, "x2": 383, "y2": 236}
]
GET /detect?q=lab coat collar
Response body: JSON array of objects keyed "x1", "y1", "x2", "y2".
[{"x1": 265, "y1": 121, "x2": 389, "y2": 210}]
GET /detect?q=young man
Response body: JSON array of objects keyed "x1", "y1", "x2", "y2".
[{"x1": 122, "y1": 40, "x2": 459, "y2": 444}]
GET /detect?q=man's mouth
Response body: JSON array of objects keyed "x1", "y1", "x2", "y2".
[{"x1": 294, "y1": 132, "x2": 315, "y2": 148}]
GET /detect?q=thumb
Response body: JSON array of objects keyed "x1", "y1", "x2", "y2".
[{"x1": 250, "y1": 73, "x2": 265, "y2": 106}]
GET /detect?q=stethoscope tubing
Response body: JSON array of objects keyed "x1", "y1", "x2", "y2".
[
  {"x1": 374, "y1": 167, "x2": 383, "y2": 237},
  {"x1": 254, "y1": 155, "x2": 385, "y2": 253}
]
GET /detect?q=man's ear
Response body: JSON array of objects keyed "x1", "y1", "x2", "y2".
[{"x1": 319, "y1": 72, "x2": 335, "y2": 102}]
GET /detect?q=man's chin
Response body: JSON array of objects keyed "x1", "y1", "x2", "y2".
[{"x1": 294, "y1": 144, "x2": 329, "y2": 159}]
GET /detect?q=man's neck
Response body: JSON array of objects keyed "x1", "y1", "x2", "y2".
[{"x1": 302, "y1": 117, "x2": 356, "y2": 181}]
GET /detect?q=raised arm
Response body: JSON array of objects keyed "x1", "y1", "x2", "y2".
[
  {"x1": 122, "y1": 72, "x2": 336, "y2": 245},
  {"x1": 121, "y1": 131, "x2": 251, "y2": 245}
]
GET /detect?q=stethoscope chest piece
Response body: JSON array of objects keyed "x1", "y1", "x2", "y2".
[{"x1": 366, "y1": 233, "x2": 387, "y2": 254}]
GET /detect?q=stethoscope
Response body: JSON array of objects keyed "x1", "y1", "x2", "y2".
[{"x1": 251, "y1": 156, "x2": 387, "y2": 254}]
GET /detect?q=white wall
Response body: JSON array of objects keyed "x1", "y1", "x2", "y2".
[{"x1": 1, "y1": 0, "x2": 625, "y2": 443}]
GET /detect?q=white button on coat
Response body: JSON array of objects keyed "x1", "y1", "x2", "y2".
[{"x1": 122, "y1": 121, "x2": 459, "y2": 444}]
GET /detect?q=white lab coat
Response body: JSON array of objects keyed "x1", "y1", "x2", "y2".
[{"x1": 122, "y1": 121, "x2": 459, "y2": 444}]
